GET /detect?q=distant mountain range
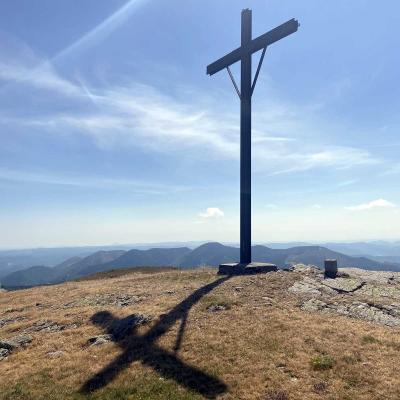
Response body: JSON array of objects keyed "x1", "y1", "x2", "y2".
[
  {"x1": 0, "y1": 242, "x2": 204, "y2": 279},
  {"x1": 3, "y1": 240, "x2": 400, "y2": 278},
  {"x1": 2, "y1": 242, "x2": 400, "y2": 289}
]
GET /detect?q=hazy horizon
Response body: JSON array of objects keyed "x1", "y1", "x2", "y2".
[{"x1": 3, "y1": 238, "x2": 400, "y2": 252}]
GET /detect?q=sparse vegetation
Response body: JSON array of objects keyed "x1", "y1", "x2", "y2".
[
  {"x1": 310, "y1": 355, "x2": 335, "y2": 371},
  {"x1": 200, "y1": 294, "x2": 238, "y2": 311},
  {"x1": 341, "y1": 353, "x2": 362, "y2": 365},
  {"x1": 1, "y1": 267, "x2": 400, "y2": 399},
  {"x1": 361, "y1": 335, "x2": 381, "y2": 345},
  {"x1": 75, "y1": 266, "x2": 178, "y2": 281}
]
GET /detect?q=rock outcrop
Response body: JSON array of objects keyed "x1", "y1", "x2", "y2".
[
  {"x1": 0, "y1": 334, "x2": 33, "y2": 360},
  {"x1": 289, "y1": 264, "x2": 400, "y2": 327}
]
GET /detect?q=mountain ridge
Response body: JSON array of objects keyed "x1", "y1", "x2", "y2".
[{"x1": 2, "y1": 242, "x2": 400, "y2": 289}]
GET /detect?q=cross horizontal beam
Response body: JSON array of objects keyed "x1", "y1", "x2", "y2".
[{"x1": 206, "y1": 18, "x2": 299, "y2": 76}]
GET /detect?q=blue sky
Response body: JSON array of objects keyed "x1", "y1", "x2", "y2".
[{"x1": 1, "y1": 0, "x2": 400, "y2": 248}]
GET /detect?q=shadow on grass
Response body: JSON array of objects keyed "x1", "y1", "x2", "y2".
[{"x1": 80, "y1": 276, "x2": 230, "y2": 399}]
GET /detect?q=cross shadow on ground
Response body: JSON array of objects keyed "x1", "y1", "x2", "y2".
[{"x1": 80, "y1": 276, "x2": 231, "y2": 399}]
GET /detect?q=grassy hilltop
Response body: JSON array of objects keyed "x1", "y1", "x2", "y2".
[{"x1": 1, "y1": 266, "x2": 400, "y2": 400}]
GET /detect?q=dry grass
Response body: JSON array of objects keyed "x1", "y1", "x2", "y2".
[
  {"x1": 74, "y1": 266, "x2": 178, "y2": 281},
  {"x1": 1, "y1": 267, "x2": 400, "y2": 399}
]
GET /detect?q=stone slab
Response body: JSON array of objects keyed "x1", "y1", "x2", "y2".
[
  {"x1": 218, "y1": 262, "x2": 277, "y2": 275},
  {"x1": 322, "y1": 277, "x2": 365, "y2": 293}
]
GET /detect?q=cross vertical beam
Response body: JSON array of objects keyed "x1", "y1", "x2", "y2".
[
  {"x1": 240, "y1": 9, "x2": 252, "y2": 264},
  {"x1": 207, "y1": 10, "x2": 299, "y2": 268}
]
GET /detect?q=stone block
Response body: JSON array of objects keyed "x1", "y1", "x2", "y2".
[
  {"x1": 218, "y1": 262, "x2": 277, "y2": 275},
  {"x1": 324, "y1": 259, "x2": 338, "y2": 279}
]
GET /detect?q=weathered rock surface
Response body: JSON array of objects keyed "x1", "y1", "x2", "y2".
[
  {"x1": 88, "y1": 313, "x2": 153, "y2": 345},
  {"x1": 0, "y1": 316, "x2": 27, "y2": 328},
  {"x1": 322, "y1": 277, "x2": 364, "y2": 293},
  {"x1": 109, "y1": 314, "x2": 153, "y2": 339},
  {"x1": 356, "y1": 284, "x2": 400, "y2": 299},
  {"x1": 0, "y1": 334, "x2": 33, "y2": 350},
  {"x1": 301, "y1": 299, "x2": 400, "y2": 327},
  {"x1": 207, "y1": 304, "x2": 227, "y2": 312},
  {"x1": 290, "y1": 265, "x2": 400, "y2": 327},
  {"x1": 47, "y1": 350, "x2": 64, "y2": 358},
  {"x1": 0, "y1": 348, "x2": 9, "y2": 360},
  {"x1": 64, "y1": 293, "x2": 142, "y2": 308},
  {"x1": 24, "y1": 320, "x2": 79, "y2": 333},
  {"x1": 290, "y1": 264, "x2": 322, "y2": 275},
  {"x1": 0, "y1": 334, "x2": 33, "y2": 360},
  {"x1": 88, "y1": 334, "x2": 114, "y2": 346},
  {"x1": 341, "y1": 268, "x2": 400, "y2": 285},
  {"x1": 289, "y1": 277, "x2": 336, "y2": 296}
]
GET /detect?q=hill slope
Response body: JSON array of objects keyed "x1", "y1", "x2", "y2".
[
  {"x1": 55, "y1": 250, "x2": 127, "y2": 281},
  {"x1": 0, "y1": 251, "x2": 126, "y2": 289},
  {"x1": 1, "y1": 267, "x2": 400, "y2": 399},
  {"x1": 0, "y1": 266, "x2": 58, "y2": 288},
  {"x1": 75, "y1": 247, "x2": 191, "y2": 278}
]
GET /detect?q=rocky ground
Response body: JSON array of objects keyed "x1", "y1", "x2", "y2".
[
  {"x1": 290, "y1": 265, "x2": 400, "y2": 327},
  {"x1": 1, "y1": 266, "x2": 400, "y2": 400}
]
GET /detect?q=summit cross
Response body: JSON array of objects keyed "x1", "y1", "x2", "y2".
[{"x1": 207, "y1": 9, "x2": 299, "y2": 265}]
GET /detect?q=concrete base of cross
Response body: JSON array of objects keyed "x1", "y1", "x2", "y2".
[{"x1": 218, "y1": 262, "x2": 277, "y2": 275}]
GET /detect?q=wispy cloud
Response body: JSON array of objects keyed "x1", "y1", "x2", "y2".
[
  {"x1": 0, "y1": 167, "x2": 185, "y2": 194},
  {"x1": 0, "y1": 45, "x2": 380, "y2": 176},
  {"x1": 337, "y1": 179, "x2": 358, "y2": 187},
  {"x1": 382, "y1": 163, "x2": 400, "y2": 176},
  {"x1": 0, "y1": 60, "x2": 83, "y2": 97},
  {"x1": 199, "y1": 207, "x2": 224, "y2": 219},
  {"x1": 54, "y1": 0, "x2": 149, "y2": 62},
  {"x1": 345, "y1": 198, "x2": 396, "y2": 211},
  {"x1": 268, "y1": 147, "x2": 377, "y2": 175}
]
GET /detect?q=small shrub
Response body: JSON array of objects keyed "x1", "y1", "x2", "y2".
[
  {"x1": 362, "y1": 335, "x2": 380, "y2": 345},
  {"x1": 342, "y1": 352, "x2": 362, "y2": 365},
  {"x1": 201, "y1": 295, "x2": 237, "y2": 311},
  {"x1": 344, "y1": 373, "x2": 362, "y2": 389},
  {"x1": 310, "y1": 355, "x2": 335, "y2": 371}
]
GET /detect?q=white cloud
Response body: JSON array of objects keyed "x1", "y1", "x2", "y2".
[
  {"x1": 8, "y1": 76, "x2": 378, "y2": 174},
  {"x1": 311, "y1": 204, "x2": 322, "y2": 209},
  {"x1": 345, "y1": 198, "x2": 396, "y2": 211},
  {"x1": 199, "y1": 207, "x2": 224, "y2": 219},
  {"x1": 268, "y1": 147, "x2": 377, "y2": 175},
  {"x1": 0, "y1": 46, "x2": 380, "y2": 176}
]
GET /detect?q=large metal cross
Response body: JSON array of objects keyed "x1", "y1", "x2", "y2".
[{"x1": 207, "y1": 9, "x2": 299, "y2": 264}]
